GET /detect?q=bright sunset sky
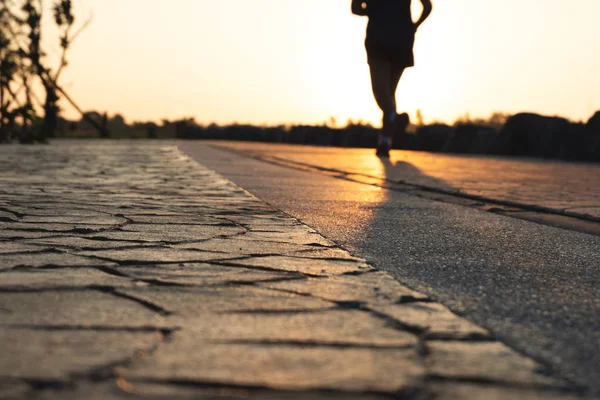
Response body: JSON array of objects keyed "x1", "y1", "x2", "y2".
[{"x1": 44, "y1": 0, "x2": 600, "y2": 126}]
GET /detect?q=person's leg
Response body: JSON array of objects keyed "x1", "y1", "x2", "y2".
[
  {"x1": 389, "y1": 66, "x2": 410, "y2": 148},
  {"x1": 368, "y1": 58, "x2": 396, "y2": 121},
  {"x1": 390, "y1": 66, "x2": 405, "y2": 101},
  {"x1": 368, "y1": 58, "x2": 397, "y2": 156}
]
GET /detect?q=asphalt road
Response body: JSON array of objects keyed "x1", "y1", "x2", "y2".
[{"x1": 181, "y1": 141, "x2": 600, "y2": 397}]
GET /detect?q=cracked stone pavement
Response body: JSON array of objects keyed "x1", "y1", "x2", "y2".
[{"x1": 0, "y1": 141, "x2": 588, "y2": 399}]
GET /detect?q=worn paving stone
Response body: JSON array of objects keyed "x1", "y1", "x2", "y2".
[
  {"x1": 222, "y1": 214, "x2": 299, "y2": 224},
  {"x1": 222, "y1": 255, "x2": 373, "y2": 276},
  {"x1": 0, "y1": 230, "x2": 73, "y2": 239},
  {"x1": 237, "y1": 231, "x2": 336, "y2": 246},
  {"x1": 20, "y1": 236, "x2": 160, "y2": 250},
  {"x1": 0, "y1": 251, "x2": 117, "y2": 270},
  {"x1": 120, "y1": 342, "x2": 424, "y2": 394},
  {"x1": 426, "y1": 341, "x2": 564, "y2": 387},
  {"x1": 174, "y1": 309, "x2": 418, "y2": 347},
  {"x1": 27, "y1": 380, "x2": 392, "y2": 400},
  {"x1": 260, "y1": 271, "x2": 428, "y2": 304},
  {"x1": 369, "y1": 302, "x2": 490, "y2": 339},
  {"x1": 0, "y1": 242, "x2": 45, "y2": 254},
  {"x1": 20, "y1": 215, "x2": 128, "y2": 225},
  {"x1": 119, "y1": 223, "x2": 246, "y2": 238},
  {"x1": 289, "y1": 247, "x2": 364, "y2": 259},
  {"x1": 26, "y1": 382, "x2": 133, "y2": 400},
  {"x1": 2, "y1": 204, "x2": 124, "y2": 218},
  {"x1": 427, "y1": 382, "x2": 583, "y2": 400},
  {"x1": 114, "y1": 381, "x2": 392, "y2": 400},
  {"x1": 173, "y1": 238, "x2": 316, "y2": 256},
  {"x1": 0, "y1": 268, "x2": 142, "y2": 290},
  {"x1": 0, "y1": 328, "x2": 162, "y2": 381},
  {"x1": 116, "y1": 286, "x2": 334, "y2": 316},
  {"x1": 0, "y1": 379, "x2": 31, "y2": 399},
  {"x1": 123, "y1": 214, "x2": 231, "y2": 225},
  {"x1": 88, "y1": 230, "x2": 237, "y2": 244},
  {"x1": 0, "y1": 291, "x2": 168, "y2": 328},
  {"x1": 76, "y1": 248, "x2": 234, "y2": 264},
  {"x1": 0, "y1": 210, "x2": 18, "y2": 222},
  {"x1": 0, "y1": 222, "x2": 119, "y2": 232},
  {"x1": 116, "y1": 263, "x2": 300, "y2": 286}
]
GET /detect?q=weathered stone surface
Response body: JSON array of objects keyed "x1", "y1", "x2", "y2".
[
  {"x1": 0, "y1": 328, "x2": 161, "y2": 381},
  {"x1": 76, "y1": 248, "x2": 233, "y2": 264},
  {"x1": 116, "y1": 263, "x2": 299, "y2": 286},
  {"x1": 260, "y1": 271, "x2": 428, "y2": 304},
  {"x1": 119, "y1": 223, "x2": 245, "y2": 238},
  {"x1": 0, "y1": 230, "x2": 71, "y2": 239},
  {"x1": 0, "y1": 210, "x2": 18, "y2": 221},
  {"x1": 0, "y1": 291, "x2": 167, "y2": 328},
  {"x1": 121, "y1": 342, "x2": 424, "y2": 393},
  {"x1": 426, "y1": 341, "x2": 562, "y2": 387},
  {"x1": 369, "y1": 302, "x2": 489, "y2": 339},
  {"x1": 21, "y1": 236, "x2": 157, "y2": 250},
  {"x1": 0, "y1": 222, "x2": 118, "y2": 232},
  {"x1": 0, "y1": 268, "x2": 141, "y2": 290},
  {"x1": 237, "y1": 231, "x2": 336, "y2": 246},
  {"x1": 0, "y1": 252, "x2": 116, "y2": 270},
  {"x1": 0, "y1": 379, "x2": 31, "y2": 399},
  {"x1": 175, "y1": 310, "x2": 417, "y2": 347},
  {"x1": 174, "y1": 238, "x2": 314, "y2": 256},
  {"x1": 98, "y1": 381, "x2": 391, "y2": 400},
  {"x1": 116, "y1": 286, "x2": 334, "y2": 316},
  {"x1": 20, "y1": 215, "x2": 127, "y2": 225},
  {"x1": 290, "y1": 247, "x2": 363, "y2": 259},
  {"x1": 28, "y1": 382, "x2": 131, "y2": 400},
  {"x1": 427, "y1": 382, "x2": 582, "y2": 400},
  {"x1": 0, "y1": 242, "x2": 44, "y2": 254},
  {"x1": 123, "y1": 214, "x2": 230, "y2": 225},
  {"x1": 222, "y1": 256, "x2": 373, "y2": 276},
  {"x1": 88, "y1": 230, "x2": 235, "y2": 244}
]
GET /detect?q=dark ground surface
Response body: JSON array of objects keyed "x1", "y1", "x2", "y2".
[{"x1": 181, "y1": 141, "x2": 600, "y2": 396}]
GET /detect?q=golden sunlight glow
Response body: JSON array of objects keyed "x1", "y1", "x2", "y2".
[{"x1": 46, "y1": 0, "x2": 600, "y2": 126}]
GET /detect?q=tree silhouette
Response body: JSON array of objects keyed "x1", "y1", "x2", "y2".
[{"x1": 0, "y1": 0, "x2": 92, "y2": 143}]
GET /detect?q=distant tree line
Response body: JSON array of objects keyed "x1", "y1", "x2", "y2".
[
  {"x1": 51, "y1": 109, "x2": 600, "y2": 162},
  {"x1": 176, "y1": 110, "x2": 600, "y2": 162}
]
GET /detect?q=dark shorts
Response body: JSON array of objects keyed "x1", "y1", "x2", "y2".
[{"x1": 365, "y1": 26, "x2": 415, "y2": 69}]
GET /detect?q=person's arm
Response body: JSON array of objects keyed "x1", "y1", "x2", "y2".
[
  {"x1": 351, "y1": 0, "x2": 368, "y2": 16},
  {"x1": 414, "y1": 0, "x2": 432, "y2": 30}
]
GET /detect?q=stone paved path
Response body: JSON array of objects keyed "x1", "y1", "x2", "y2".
[{"x1": 0, "y1": 141, "x2": 587, "y2": 399}]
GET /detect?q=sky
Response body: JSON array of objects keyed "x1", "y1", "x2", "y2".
[{"x1": 42, "y1": 0, "x2": 600, "y2": 126}]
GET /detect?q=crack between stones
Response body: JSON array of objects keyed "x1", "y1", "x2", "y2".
[
  {"x1": 362, "y1": 306, "x2": 426, "y2": 336},
  {"x1": 0, "y1": 206, "x2": 24, "y2": 219},
  {"x1": 423, "y1": 333, "x2": 495, "y2": 341},
  {"x1": 221, "y1": 307, "x2": 338, "y2": 315},
  {"x1": 207, "y1": 339, "x2": 415, "y2": 351},
  {"x1": 70, "y1": 335, "x2": 168, "y2": 382},
  {"x1": 14, "y1": 329, "x2": 175, "y2": 393},
  {"x1": 97, "y1": 288, "x2": 173, "y2": 317},
  {"x1": 253, "y1": 286, "x2": 429, "y2": 338},
  {"x1": 1, "y1": 226, "x2": 123, "y2": 235},
  {"x1": 211, "y1": 260, "x2": 327, "y2": 278}
]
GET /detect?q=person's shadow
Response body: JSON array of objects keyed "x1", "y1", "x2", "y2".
[{"x1": 376, "y1": 155, "x2": 457, "y2": 193}]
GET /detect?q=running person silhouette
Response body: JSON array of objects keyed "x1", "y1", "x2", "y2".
[{"x1": 352, "y1": 0, "x2": 432, "y2": 156}]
